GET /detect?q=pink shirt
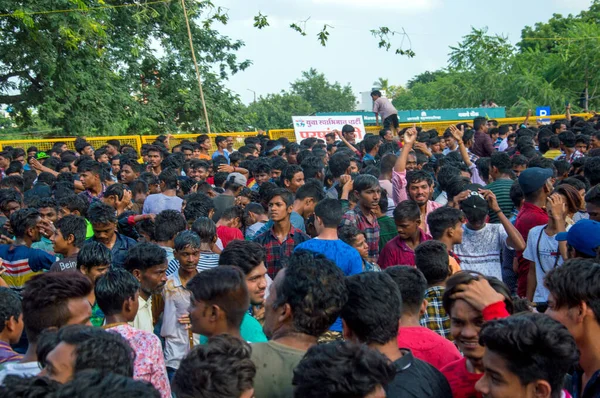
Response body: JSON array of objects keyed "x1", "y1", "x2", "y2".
[
  {"x1": 372, "y1": 97, "x2": 397, "y2": 120},
  {"x1": 398, "y1": 326, "x2": 462, "y2": 371},
  {"x1": 108, "y1": 324, "x2": 171, "y2": 398}
]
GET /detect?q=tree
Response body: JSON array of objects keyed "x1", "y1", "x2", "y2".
[
  {"x1": 290, "y1": 68, "x2": 355, "y2": 113},
  {"x1": 245, "y1": 92, "x2": 314, "y2": 130},
  {"x1": 372, "y1": 78, "x2": 389, "y2": 91},
  {"x1": 0, "y1": 0, "x2": 251, "y2": 134}
]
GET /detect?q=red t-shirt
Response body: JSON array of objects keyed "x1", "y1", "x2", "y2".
[
  {"x1": 216, "y1": 226, "x2": 243, "y2": 248},
  {"x1": 441, "y1": 357, "x2": 483, "y2": 398},
  {"x1": 514, "y1": 202, "x2": 548, "y2": 297},
  {"x1": 397, "y1": 326, "x2": 462, "y2": 371}
]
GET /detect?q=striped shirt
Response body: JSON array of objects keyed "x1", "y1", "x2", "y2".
[
  {"x1": 0, "y1": 245, "x2": 55, "y2": 292},
  {"x1": 166, "y1": 251, "x2": 220, "y2": 276},
  {"x1": 486, "y1": 178, "x2": 514, "y2": 223}
]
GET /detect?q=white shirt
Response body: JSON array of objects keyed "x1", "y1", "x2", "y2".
[
  {"x1": 523, "y1": 225, "x2": 566, "y2": 302},
  {"x1": 161, "y1": 273, "x2": 198, "y2": 369},
  {"x1": 0, "y1": 361, "x2": 41, "y2": 384},
  {"x1": 129, "y1": 295, "x2": 154, "y2": 334},
  {"x1": 454, "y1": 223, "x2": 511, "y2": 280}
]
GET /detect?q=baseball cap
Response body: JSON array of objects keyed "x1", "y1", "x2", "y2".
[
  {"x1": 556, "y1": 219, "x2": 600, "y2": 257},
  {"x1": 518, "y1": 167, "x2": 553, "y2": 195},
  {"x1": 36, "y1": 151, "x2": 49, "y2": 160},
  {"x1": 228, "y1": 172, "x2": 247, "y2": 186},
  {"x1": 460, "y1": 184, "x2": 488, "y2": 211}
]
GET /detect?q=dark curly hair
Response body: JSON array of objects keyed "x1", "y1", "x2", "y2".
[
  {"x1": 52, "y1": 325, "x2": 135, "y2": 378},
  {"x1": 442, "y1": 271, "x2": 514, "y2": 315},
  {"x1": 479, "y1": 313, "x2": 579, "y2": 397},
  {"x1": 272, "y1": 250, "x2": 348, "y2": 337},
  {"x1": 53, "y1": 369, "x2": 159, "y2": 398},
  {"x1": 173, "y1": 334, "x2": 256, "y2": 398},
  {"x1": 292, "y1": 341, "x2": 395, "y2": 397},
  {"x1": 341, "y1": 272, "x2": 401, "y2": 344}
]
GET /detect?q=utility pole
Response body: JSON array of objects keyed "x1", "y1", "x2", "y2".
[{"x1": 247, "y1": 89, "x2": 256, "y2": 104}]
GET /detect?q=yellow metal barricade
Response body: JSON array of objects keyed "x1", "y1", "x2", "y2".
[{"x1": 140, "y1": 132, "x2": 262, "y2": 152}]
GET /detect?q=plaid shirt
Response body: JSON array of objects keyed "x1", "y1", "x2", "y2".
[
  {"x1": 253, "y1": 225, "x2": 310, "y2": 278},
  {"x1": 78, "y1": 184, "x2": 106, "y2": 204},
  {"x1": 419, "y1": 285, "x2": 452, "y2": 341},
  {"x1": 555, "y1": 150, "x2": 584, "y2": 164},
  {"x1": 467, "y1": 149, "x2": 479, "y2": 165},
  {"x1": 340, "y1": 206, "x2": 380, "y2": 263}
]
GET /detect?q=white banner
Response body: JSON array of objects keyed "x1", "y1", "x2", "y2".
[{"x1": 292, "y1": 115, "x2": 366, "y2": 143}]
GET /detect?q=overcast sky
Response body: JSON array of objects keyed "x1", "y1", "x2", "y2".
[{"x1": 211, "y1": 0, "x2": 592, "y2": 105}]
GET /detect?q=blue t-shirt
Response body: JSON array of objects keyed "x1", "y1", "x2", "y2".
[
  {"x1": 295, "y1": 238, "x2": 363, "y2": 332},
  {"x1": 142, "y1": 193, "x2": 183, "y2": 215},
  {"x1": 212, "y1": 150, "x2": 230, "y2": 164},
  {"x1": 253, "y1": 211, "x2": 306, "y2": 237}
]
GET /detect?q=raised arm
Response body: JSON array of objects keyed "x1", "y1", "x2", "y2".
[
  {"x1": 394, "y1": 124, "x2": 417, "y2": 173},
  {"x1": 481, "y1": 189, "x2": 526, "y2": 251},
  {"x1": 335, "y1": 129, "x2": 359, "y2": 155},
  {"x1": 449, "y1": 125, "x2": 472, "y2": 167}
]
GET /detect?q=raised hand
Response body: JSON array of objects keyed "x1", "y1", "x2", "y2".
[
  {"x1": 480, "y1": 189, "x2": 500, "y2": 213},
  {"x1": 403, "y1": 124, "x2": 417, "y2": 145},
  {"x1": 449, "y1": 124, "x2": 464, "y2": 141},
  {"x1": 546, "y1": 193, "x2": 566, "y2": 219}
]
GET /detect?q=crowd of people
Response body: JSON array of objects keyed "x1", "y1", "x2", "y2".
[{"x1": 0, "y1": 111, "x2": 598, "y2": 397}]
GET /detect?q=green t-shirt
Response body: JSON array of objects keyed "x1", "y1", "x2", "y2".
[
  {"x1": 199, "y1": 312, "x2": 267, "y2": 344},
  {"x1": 251, "y1": 341, "x2": 307, "y2": 398},
  {"x1": 378, "y1": 215, "x2": 398, "y2": 251},
  {"x1": 486, "y1": 178, "x2": 515, "y2": 223},
  {"x1": 85, "y1": 219, "x2": 94, "y2": 239}
]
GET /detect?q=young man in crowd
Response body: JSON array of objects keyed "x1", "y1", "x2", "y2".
[
  {"x1": 123, "y1": 242, "x2": 168, "y2": 333},
  {"x1": 485, "y1": 152, "x2": 515, "y2": 222},
  {"x1": 0, "y1": 208, "x2": 55, "y2": 292},
  {"x1": 374, "y1": 190, "x2": 397, "y2": 250},
  {"x1": 253, "y1": 188, "x2": 310, "y2": 278},
  {"x1": 186, "y1": 266, "x2": 250, "y2": 339},
  {"x1": 218, "y1": 240, "x2": 268, "y2": 338},
  {"x1": 293, "y1": 342, "x2": 396, "y2": 398},
  {"x1": 440, "y1": 272, "x2": 513, "y2": 397},
  {"x1": 119, "y1": 159, "x2": 143, "y2": 185},
  {"x1": 515, "y1": 167, "x2": 553, "y2": 298},
  {"x1": 215, "y1": 206, "x2": 244, "y2": 248},
  {"x1": 385, "y1": 266, "x2": 461, "y2": 371},
  {"x1": 456, "y1": 186, "x2": 525, "y2": 280},
  {"x1": 545, "y1": 258, "x2": 600, "y2": 397},
  {"x1": 146, "y1": 145, "x2": 164, "y2": 176},
  {"x1": 243, "y1": 202, "x2": 269, "y2": 241},
  {"x1": 95, "y1": 268, "x2": 171, "y2": 397},
  {"x1": 0, "y1": 287, "x2": 24, "y2": 364},
  {"x1": 280, "y1": 164, "x2": 304, "y2": 194},
  {"x1": 427, "y1": 206, "x2": 464, "y2": 274},
  {"x1": 252, "y1": 250, "x2": 347, "y2": 398},
  {"x1": 475, "y1": 313, "x2": 578, "y2": 398},
  {"x1": 0, "y1": 272, "x2": 93, "y2": 381},
  {"x1": 212, "y1": 136, "x2": 230, "y2": 164},
  {"x1": 77, "y1": 160, "x2": 105, "y2": 204},
  {"x1": 472, "y1": 116, "x2": 493, "y2": 158},
  {"x1": 33, "y1": 197, "x2": 60, "y2": 254},
  {"x1": 195, "y1": 134, "x2": 212, "y2": 160},
  {"x1": 143, "y1": 168, "x2": 183, "y2": 214},
  {"x1": 88, "y1": 202, "x2": 137, "y2": 268},
  {"x1": 379, "y1": 200, "x2": 431, "y2": 269},
  {"x1": 340, "y1": 174, "x2": 381, "y2": 263},
  {"x1": 154, "y1": 209, "x2": 187, "y2": 264},
  {"x1": 371, "y1": 90, "x2": 399, "y2": 134},
  {"x1": 161, "y1": 231, "x2": 200, "y2": 376},
  {"x1": 38, "y1": 325, "x2": 134, "y2": 384},
  {"x1": 49, "y1": 215, "x2": 87, "y2": 272},
  {"x1": 295, "y1": 198, "x2": 362, "y2": 341},
  {"x1": 173, "y1": 335, "x2": 256, "y2": 398},
  {"x1": 415, "y1": 240, "x2": 453, "y2": 340},
  {"x1": 393, "y1": 128, "x2": 441, "y2": 235},
  {"x1": 341, "y1": 271, "x2": 452, "y2": 396}
]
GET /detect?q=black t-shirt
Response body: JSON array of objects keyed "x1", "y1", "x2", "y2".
[{"x1": 385, "y1": 350, "x2": 452, "y2": 398}]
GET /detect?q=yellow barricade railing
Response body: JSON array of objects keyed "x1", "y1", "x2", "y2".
[
  {"x1": 0, "y1": 114, "x2": 591, "y2": 152},
  {"x1": 140, "y1": 132, "x2": 264, "y2": 152}
]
